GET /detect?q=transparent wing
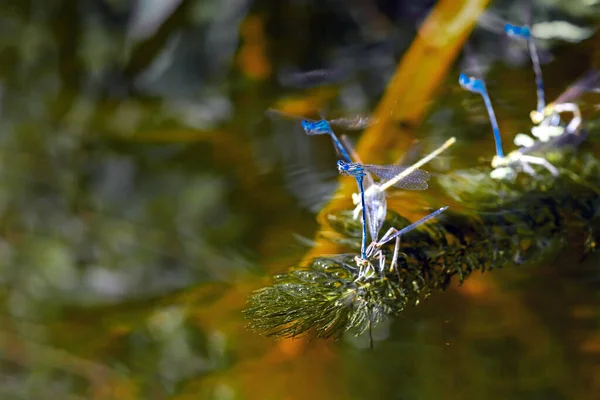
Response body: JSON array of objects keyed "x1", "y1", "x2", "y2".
[
  {"x1": 278, "y1": 68, "x2": 349, "y2": 89},
  {"x1": 328, "y1": 114, "x2": 378, "y2": 130},
  {"x1": 363, "y1": 164, "x2": 430, "y2": 190},
  {"x1": 265, "y1": 108, "x2": 317, "y2": 123},
  {"x1": 364, "y1": 187, "x2": 386, "y2": 242},
  {"x1": 554, "y1": 69, "x2": 599, "y2": 104}
]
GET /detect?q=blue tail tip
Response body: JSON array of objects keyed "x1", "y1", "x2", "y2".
[
  {"x1": 459, "y1": 73, "x2": 486, "y2": 94},
  {"x1": 504, "y1": 23, "x2": 530, "y2": 38}
]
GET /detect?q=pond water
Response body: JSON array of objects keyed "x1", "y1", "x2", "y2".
[{"x1": 0, "y1": 1, "x2": 600, "y2": 399}]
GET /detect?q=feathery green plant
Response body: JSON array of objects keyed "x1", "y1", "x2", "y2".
[{"x1": 244, "y1": 144, "x2": 600, "y2": 339}]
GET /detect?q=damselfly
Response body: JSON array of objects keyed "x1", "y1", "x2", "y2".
[
  {"x1": 459, "y1": 74, "x2": 505, "y2": 159},
  {"x1": 504, "y1": 23, "x2": 546, "y2": 113},
  {"x1": 267, "y1": 108, "x2": 377, "y2": 258},
  {"x1": 266, "y1": 108, "x2": 351, "y2": 162},
  {"x1": 459, "y1": 74, "x2": 558, "y2": 180}
]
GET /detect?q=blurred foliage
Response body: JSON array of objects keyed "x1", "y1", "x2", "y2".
[{"x1": 0, "y1": 0, "x2": 599, "y2": 399}]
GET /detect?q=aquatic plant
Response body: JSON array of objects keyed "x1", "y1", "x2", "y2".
[{"x1": 244, "y1": 144, "x2": 600, "y2": 339}]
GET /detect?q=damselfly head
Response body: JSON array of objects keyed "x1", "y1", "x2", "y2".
[
  {"x1": 337, "y1": 160, "x2": 366, "y2": 178},
  {"x1": 354, "y1": 255, "x2": 371, "y2": 269},
  {"x1": 336, "y1": 160, "x2": 349, "y2": 174}
]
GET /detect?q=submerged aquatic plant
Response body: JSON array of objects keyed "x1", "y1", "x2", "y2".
[{"x1": 244, "y1": 145, "x2": 600, "y2": 339}]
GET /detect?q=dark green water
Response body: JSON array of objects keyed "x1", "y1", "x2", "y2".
[{"x1": 0, "y1": 1, "x2": 600, "y2": 399}]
